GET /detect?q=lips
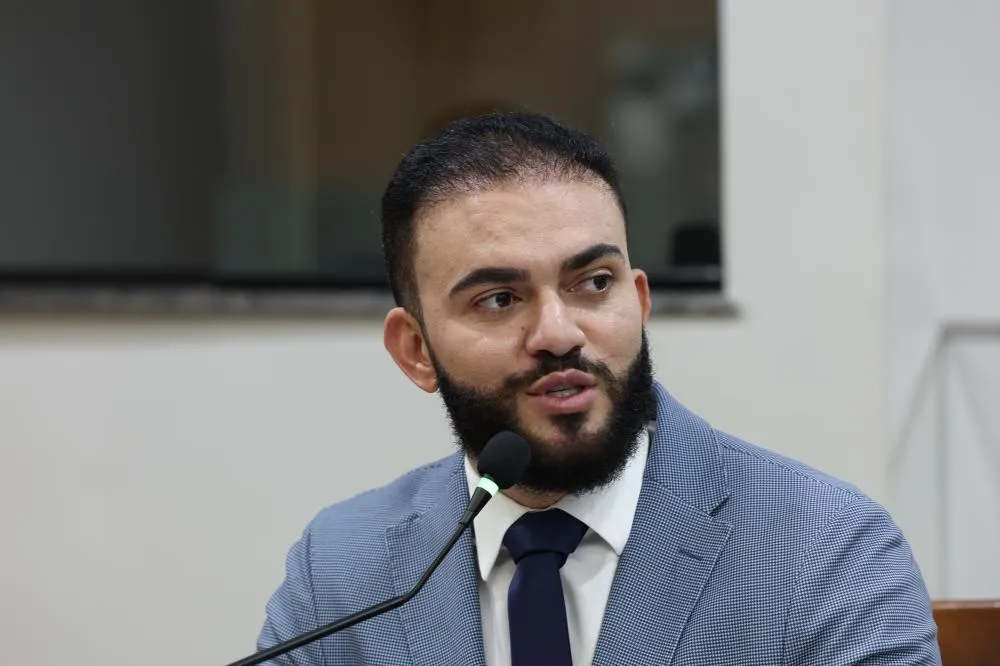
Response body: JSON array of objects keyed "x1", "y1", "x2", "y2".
[
  {"x1": 527, "y1": 369, "x2": 598, "y2": 396},
  {"x1": 526, "y1": 370, "x2": 599, "y2": 415}
]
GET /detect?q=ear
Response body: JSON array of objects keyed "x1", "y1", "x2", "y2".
[
  {"x1": 632, "y1": 268, "x2": 652, "y2": 324},
  {"x1": 384, "y1": 307, "x2": 438, "y2": 393}
]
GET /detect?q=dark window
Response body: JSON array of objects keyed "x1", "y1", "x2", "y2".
[{"x1": 0, "y1": 0, "x2": 721, "y2": 293}]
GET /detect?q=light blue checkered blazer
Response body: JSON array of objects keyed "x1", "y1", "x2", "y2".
[{"x1": 258, "y1": 383, "x2": 940, "y2": 665}]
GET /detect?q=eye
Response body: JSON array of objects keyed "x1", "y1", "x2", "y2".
[
  {"x1": 578, "y1": 273, "x2": 614, "y2": 294},
  {"x1": 475, "y1": 290, "x2": 519, "y2": 312}
]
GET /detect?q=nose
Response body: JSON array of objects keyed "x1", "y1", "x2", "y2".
[{"x1": 524, "y1": 291, "x2": 586, "y2": 359}]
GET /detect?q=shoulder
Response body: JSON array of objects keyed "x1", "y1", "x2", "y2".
[
  {"x1": 711, "y1": 431, "x2": 942, "y2": 662},
  {"x1": 709, "y1": 428, "x2": 899, "y2": 559},
  {"x1": 709, "y1": 429, "x2": 922, "y2": 591},
  {"x1": 717, "y1": 429, "x2": 867, "y2": 510},
  {"x1": 302, "y1": 452, "x2": 464, "y2": 552},
  {"x1": 257, "y1": 452, "x2": 469, "y2": 660},
  {"x1": 650, "y1": 383, "x2": 871, "y2": 524}
]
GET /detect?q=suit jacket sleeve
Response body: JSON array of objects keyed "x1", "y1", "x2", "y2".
[
  {"x1": 781, "y1": 497, "x2": 941, "y2": 666},
  {"x1": 256, "y1": 526, "x2": 325, "y2": 666}
]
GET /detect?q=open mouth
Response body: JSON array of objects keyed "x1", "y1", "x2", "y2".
[
  {"x1": 546, "y1": 386, "x2": 585, "y2": 398},
  {"x1": 527, "y1": 370, "x2": 599, "y2": 414}
]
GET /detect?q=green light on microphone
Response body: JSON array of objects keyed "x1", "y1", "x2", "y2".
[{"x1": 478, "y1": 476, "x2": 500, "y2": 497}]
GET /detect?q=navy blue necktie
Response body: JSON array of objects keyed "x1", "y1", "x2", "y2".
[{"x1": 503, "y1": 509, "x2": 589, "y2": 666}]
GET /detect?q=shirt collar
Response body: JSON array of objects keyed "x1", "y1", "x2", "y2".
[{"x1": 464, "y1": 428, "x2": 650, "y2": 582}]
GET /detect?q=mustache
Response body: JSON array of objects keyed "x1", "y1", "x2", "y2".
[{"x1": 501, "y1": 349, "x2": 615, "y2": 392}]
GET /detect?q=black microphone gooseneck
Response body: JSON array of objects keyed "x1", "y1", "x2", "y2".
[{"x1": 224, "y1": 431, "x2": 531, "y2": 666}]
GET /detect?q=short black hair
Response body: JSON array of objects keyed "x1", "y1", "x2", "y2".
[{"x1": 380, "y1": 112, "x2": 627, "y2": 316}]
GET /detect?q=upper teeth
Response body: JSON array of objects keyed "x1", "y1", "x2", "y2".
[{"x1": 547, "y1": 386, "x2": 582, "y2": 397}]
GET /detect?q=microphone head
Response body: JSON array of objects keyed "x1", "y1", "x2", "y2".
[{"x1": 477, "y1": 431, "x2": 531, "y2": 490}]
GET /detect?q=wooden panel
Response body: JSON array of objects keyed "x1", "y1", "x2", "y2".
[{"x1": 933, "y1": 600, "x2": 1000, "y2": 666}]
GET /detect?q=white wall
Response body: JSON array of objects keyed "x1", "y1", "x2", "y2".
[
  {"x1": 886, "y1": 0, "x2": 1000, "y2": 598},
  {"x1": 677, "y1": 0, "x2": 888, "y2": 501},
  {"x1": 0, "y1": 2, "x2": 895, "y2": 665}
]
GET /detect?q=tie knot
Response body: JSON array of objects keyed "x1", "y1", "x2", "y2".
[{"x1": 502, "y1": 509, "x2": 588, "y2": 566}]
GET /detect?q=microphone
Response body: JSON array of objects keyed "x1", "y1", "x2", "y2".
[{"x1": 225, "y1": 431, "x2": 531, "y2": 666}]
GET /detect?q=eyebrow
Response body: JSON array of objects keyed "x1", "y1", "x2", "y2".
[
  {"x1": 449, "y1": 267, "x2": 530, "y2": 298},
  {"x1": 448, "y1": 243, "x2": 625, "y2": 298},
  {"x1": 562, "y1": 243, "x2": 624, "y2": 272}
]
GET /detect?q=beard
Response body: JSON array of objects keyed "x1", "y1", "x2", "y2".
[{"x1": 432, "y1": 330, "x2": 656, "y2": 495}]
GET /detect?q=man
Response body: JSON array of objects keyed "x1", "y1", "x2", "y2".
[{"x1": 257, "y1": 113, "x2": 940, "y2": 665}]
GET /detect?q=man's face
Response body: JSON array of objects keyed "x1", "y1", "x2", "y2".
[{"x1": 398, "y1": 178, "x2": 653, "y2": 494}]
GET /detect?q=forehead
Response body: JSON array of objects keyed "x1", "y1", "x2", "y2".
[{"x1": 412, "y1": 179, "x2": 627, "y2": 282}]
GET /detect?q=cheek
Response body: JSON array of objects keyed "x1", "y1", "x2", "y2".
[
  {"x1": 431, "y1": 324, "x2": 524, "y2": 383},
  {"x1": 583, "y1": 308, "x2": 643, "y2": 363}
]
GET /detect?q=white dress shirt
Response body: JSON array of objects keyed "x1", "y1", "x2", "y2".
[{"x1": 463, "y1": 429, "x2": 649, "y2": 666}]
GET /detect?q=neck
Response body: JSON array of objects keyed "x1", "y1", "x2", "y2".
[
  {"x1": 502, "y1": 486, "x2": 564, "y2": 510},
  {"x1": 466, "y1": 451, "x2": 568, "y2": 509}
]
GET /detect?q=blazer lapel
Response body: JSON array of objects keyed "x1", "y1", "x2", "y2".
[
  {"x1": 591, "y1": 484, "x2": 731, "y2": 665},
  {"x1": 385, "y1": 459, "x2": 486, "y2": 666},
  {"x1": 592, "y1": 384, "x2": 733, "y2": 666}
]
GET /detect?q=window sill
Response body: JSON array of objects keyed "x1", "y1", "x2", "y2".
[{"x1": 648, "y1": 291, "x2": 738, "y2": 318}]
